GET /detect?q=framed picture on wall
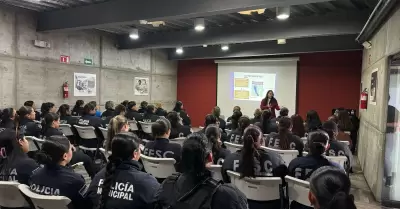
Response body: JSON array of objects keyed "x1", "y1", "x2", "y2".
[
  {"x1": 370, "y1": 68, "x2": 378, "y2": 105},
  {"x1": 74, "y1": 73, "x2": 96, "y2": 96},
  {"x1": 134, "y1": 77, "x2": 149, "y2": 96}
]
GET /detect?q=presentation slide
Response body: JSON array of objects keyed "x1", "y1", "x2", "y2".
[{"x1": 233, "y1": 72, "x2": 276, "y2": 101}]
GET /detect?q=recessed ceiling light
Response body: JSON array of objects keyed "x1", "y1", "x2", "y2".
[
  {"x1": 203, "y1": 45, "x2": 208, "y2": 47},
  {"x1": 276, "y1": 7, "x2": 290, "y2": 20},
  {"x1": 129, "y1": 28, "x2": 139, "y2": 40},
  {"x1": 176, "y1": 47, "x2": 184, "y2": 54},
  {"x1": 221, "y1": 44, "x2": 229, "y2": 51},
  {"x1": 277, "y1": 39, "x2": 287, "y2": 44},
  {"x1": 194, "y1": 18, "x2": 205, "y2": 31}
]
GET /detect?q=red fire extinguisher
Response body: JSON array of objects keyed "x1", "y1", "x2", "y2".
[
  {"x1": 63, "y1": 81, "x2": 69, "y2": 99},
  {"x1": 360, "y1": 88, "x2": 368, "y2": 109}
]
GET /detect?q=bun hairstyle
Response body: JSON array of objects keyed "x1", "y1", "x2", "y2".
[
  {"x1": 99, "y1": 132, "x2": 140, "y2": 209},
  {"x1": 204, "y1": 114, "x2": 217, "y2": 128},
  {"x1": 83, "y1": 103, "x2": 96, "y2": 115},
  {"x1": 238, "y1": 116, "x2": 251, "y2": 134},
  {"x1": 240, "y1": 125, "x2": 263, "y2": 178},
  {"x1": 18, "y1": 106, "x2": 33, "y2": 120},
  {"x1": 278, "y1": 117, "x2": 292, "y2": 150},
  {"x1": 57, "y1": 104, "x2": 70, "y2": 117},
  {"x1": 106, "y1": 115, "x2": 128, "y2": 151},
  {"x1": 167, "y1": 111, "x2": 180, "y2": 129},
  {"x1": 212, "y1": 106, "x2": 221, "y2": 118},
  {"x1": 36, "y1": 136, "x2": 70, "y2": 166},
  {"x1": 322, "y1": 121, "x2": 338, "y2": 140},
  {"x1": 151, "y1": 118, "x2": 171, "y2": 138},
  {"x1": 308, "y1": 130, "x2": 330, "y2": 157},
  {"x1": 310, "y1": 166, "x2": 356, "y2": 209},
  {"x1": 205, "y1": 124, "x2": 221, "y2": 154}
]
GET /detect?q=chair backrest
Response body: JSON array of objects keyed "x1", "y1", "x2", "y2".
[
  {"x1": 140, "y1": 155, "x2": 176, "y2": 178},
  {"x1": 326, "y1": 155, "x2": 348, "y2": 168},
  {"x1": 170, "y1": 137, "x2": 185, "y2": 146},
  {"x1": 224, "y1": 142, "x2": 243, "y2": 153},
  {"x1": 73, "y1": 125, "x2": 96, "y2": 139},
  {"x1": 227, "y1": 171, "x2": 281, "y2": 201},
  {"x1": 128, "y1": 120, "x2": 139, "y2": 131},
  {"x1": 261, "y1": 146, "x2": 298, "y2": 166},
  {"x1": 0, "y1": 181, "x2": 30, "y2": 208},
  {"x1": 98, "y1": 127, "x2": 108, "y2": 140},
  {"x1": 25, "y1": 136, "x2": 45, "y2": 151},
  {"x1": 139, "y1": 122, "x2": 153, "y2": 134},
  {"x1": 58, "y1": 124, "x2": 74, "y2": 136},
  {"x1": 339, "y1": 140, "x2": 350, "y2": 146},
  {"x1": 285, "y1": 176, "x2": 312, "y2": 207},
  {"x1": 18, "y1": 184, "x2": 71, "y2": 209},
  {"x1": 99, "y1": 148, "x2": 111, "y2": 161},
  {"x1": 225, "y1": 129, "x2": 232, "y2": 135},
  {"x1": 301, "y1": 137, "x2": 307, "y2": 145},
  {"x1": 208, "y1": 165, "x2": 223, "y2": 180}
]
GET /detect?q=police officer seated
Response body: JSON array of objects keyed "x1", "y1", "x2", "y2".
[
  {"x1": 199, "y1": 114, "x2": 228, "y2": 143},
  {"x1": 254, "y1": 109, "x2": 278, "y2": 134},
  {"x1": 205, "y1": 125, "x2": 230, "y2": 165},
  {"x1": 143, "y1": 118, "x2": 182, "y2": 174},
  {"x1": 125, "y1": 101, "x2": 143, "y2": 122},
  {"x1": 222, "y1": 125, "x2": 287, "y2": 209},
  {"x1": 226, "y1": 110, "x2": 242, "y2": 130},
  {"x1": 58, "y1": 104, "x2": 79, "y2": 125},
  {"x1": 23, "y1": 100, "x2": 41, "y2": 121},
  {"x1": 0, "y1": 108, "x2": 17, "y2": 129},
  {"x1": 288, "y1": 130, "x2": 343, "y2": 209},
  {"x1": 265, "y1": 117, "x2": 304, "y2": 157},
  {"x1": 139, "y1": 101, "x2": 148, "y2": 114},
  {"x1": 71, "y1": 100, "x2": 85, "y2": 116},
  {"x1": 142, "y1": 105, "x2": 159, "y2": 123},
  {"x1": 42, "y1": 113, "x2": 96, "y2": 179},
  {"x1": 86, "y1": 132, "x2": 160, "y2": 209},
  {"x1": 18, "y1": 106, "x2": 42, "y2": 138},
  {"x1": 104, "y1": 115, "x2": 130, "y2": 152},
  {"x1": 76, "y1": 103, "x2": 104, "y2": 148},
  {"x1": 227, "y1": 116, "x2": 251, "y2": 144},
  {"x1": 155, "y1": 103, "x2": 168, "y2": 117},
  {"x1": 212, "y1": 106, "x2": 226, "y2": 131},
  {"x1": 167, "y1": 111, "x2": 191, "y2": 139},
  {"x1": 154, "y1": 133, "x2": 248, "y2": 209},
  {"x1": 103, "y1": 104, "x2": 126, "y2": 128},
  {"x1": 173, "y1": 101, "x2": 191, "y2": 127},
  {"x1": 0, "y1": 128, "x2": 39, "y2": 185},
  {"x1": 101, "y1": 101, "x2": 115, "y2": 119},
  {"x1": 29, "y1": 136, "x2": 89, "y2": 209}
]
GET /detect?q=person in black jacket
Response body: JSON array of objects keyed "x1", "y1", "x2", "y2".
[
  {"x1": 101, "y1": 101, "x2": 115, "y2": 119},
  {"x1": 212, "y1": 106, "x2": 226, "y2": 131},
  {"x1": 143, "y1": 118, "x2": 181, "y2": 172},
  {"x1": 0, "y1": 128, "x2": 39, "y2": 184},
  {"x1": 154, "y1": 133, "x2": 248, "y2": 209},
  {"x1": 255, "y1": 109, "x2": 278, "y2": 134},
  {"x1": 173, "y1": 101, "x2": 191, "y2": 126},
  {"x1": 40, "y1": 102, "x2": 57, "y2": 121},
  {"x1": 77, "y1": 103, "x2": 103, "y2": 128},
  {"x1": 155, "y1": 103, "x2": 167, "y2": 117},
  {"x1": 103, "y1": 104, "x2": 127, "y2": 128},
  {"x1": 227, "y1": 106, "x2": 241, "y2": 122},
  {"x1": 228, "y1": 116, "x2": 251, "y2": 144},
  {"x1": 139, "y1": 101, "x2": 148, "y2": 114},
  {"x1": 42, "y1": 113, "x2": 64, "y2": 139},
  {"x1": 71, "y1": 100, "x2": 85, "y2": 116},
  {"x1": 125, "y1": 101, "x2": 143, "y2": 122},
  {"x1": 226, "y1": 110, "x2": 242, "y2": 130},
  {"x1": 305, "y1": 110, "x2": 322, "y2": 134},
  {"x1": 167, "y1": 111, "x2": 191, "y2": 139},
  {"x1": 24, "y1": 101, "x2": 41, "y2": 121},
  {"x1": 58, "y1": 104, "x2": 78, "y2": 125},
  {"x1": 30, "y1": 137, "x2": 89, "y2": 209},
  {"x1": 277, "y1": 107, "x2": 289, "y2": 119},
  {"x1": 105, "y1": 115, "x2": 130, "y2": 152},
  {"x1": 250, "y1": 108, "x2": 262, "y2": 124},
  {"x1": 265, "y1": 117, "x2": 304, "y2": 157},
  {"x1": 143, "y1": 105, "x2": 160, "y2": 123},
  {"x1": 18, "y1": 106, "x2": 42, "y2": 138},
  {"x1": 200, "y1": 114, "x2": 229, "y2": 143},
  {"x1": 86, "y1": 132, "x2": 160, "y2": 209},
  {"x1": 0, "y1": 108, "x2": 16, "y2": 129},
  {"x1": 205, "y1": 125, "x2": 230, "y2": 165}
]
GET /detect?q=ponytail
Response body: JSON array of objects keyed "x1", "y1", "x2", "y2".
[
  {"x1": 238, "y1": 116, "x2": 251, "y2": 135},
  {"x1": 278, "y1": 117, "x2": 291, "y2": 150},
  {"x1": 205, "y1": 125, "x2": 221, "y2": 155},
  {"x1": 240, "y1": 125, "x2": 262, "y2": 179},
  {"x1": 98, "y1": 157, "x2": 122, "y2": 209},
  {"x1": 36, "y1": 136, "x2": 70, "y2": 166},
  {"x1": 106, "y1": 115, "x2": 128, "y2": 151},
  {"x1": 326, "y1": 192, "x2": 356, "y2": 209}
]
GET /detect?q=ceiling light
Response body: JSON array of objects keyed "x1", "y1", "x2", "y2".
[
  {"x1": 221, "y1": 44, "x2": 229, "y2": 51},
  {"x1": 277, "y1": 39, "x2": 286, "y2": 44},
  {"x1": 176, "y1": 47, "x2": 183, "y2": 54},
  {"x1": 194, "y1": 18, "x2": 205, "y2": 31},
  {"x1": 238, "y1": 9, "x2": 265, "y2": 15},
  {"x1": 276, "y1": 7, "x2": 290, "y2": 20},
  {"x1": 203, "y1": 45, "x2": 208, "y2": 47},
  {"x1": 129, "y1": 28, "x2": 139, "y2": 40}
]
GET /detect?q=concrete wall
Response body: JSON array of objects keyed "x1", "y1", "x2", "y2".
[
  {"x1": 0, "y1": 6, "x2": 177, "y2": 111},
  {"x1": 358, "y1": 6, "x2": 400, "y2": 201}
]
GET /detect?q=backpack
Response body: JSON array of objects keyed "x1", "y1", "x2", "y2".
[{"x1": 156, "y1": 173, "x2": 222, "y2": 209}]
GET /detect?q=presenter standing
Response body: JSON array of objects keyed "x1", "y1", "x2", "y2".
[{"x1": 260, "y1": 90, "x2": 280, "y2": 118}]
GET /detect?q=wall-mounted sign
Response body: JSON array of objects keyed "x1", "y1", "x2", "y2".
[
  {"x1": 60, "y1": 55, "x2": 70, "y2": 64},
  {"x1": 84, "y1": 58, "x2": 93, "y2": 65}
]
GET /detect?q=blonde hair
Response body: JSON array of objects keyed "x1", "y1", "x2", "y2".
[
  {"x1": 155, "y1": 103, "x2": 162, "y2": 109},
  {"x1": 105, "y1": 115, "x2": 128, "y2": 151}
]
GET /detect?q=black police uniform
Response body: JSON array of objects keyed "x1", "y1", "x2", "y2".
[
  {"x1": 76, "y1": 114, "x2": 103, "y2": 128},
  {"x1": 265, "y1": 133, "x2": 304, "y2": 157},
  {"x1": 71, "y1": 107, "x2": 84, "y2": 116},
  {"x1": 60, "y1": 115, "x2": 79, "y2": 125},
  {"x1": 218, "y1": 118, "x2": 227, "y2": 131},
  {"x1": 213, "y1": 148, "x2": 231, "y2": 165},
  {"x1": 143, "y1": 138, "x2": 182, "y2": 172},
  {"x1": 169, "y1": 125, "x2": 191, "y2": 139},
  {"x1": 227, "y1": 129, "x2": 243, "y2": 144},
  {"x1": 29, "y1": 165, "x2": 88, "y2": 209},
  {"x1": 155, "y1": 108, "x2": 167, "y2": 117},
  {"x1": 250, "y1": 117, "x2": 262, "y2": 124},
  {"x1": 288, "y1": 154, "x2": 341, "y2": 181},
  {"x1": 326, "y1": 140, "x2": 353, "y2": 172},
  {"x1": 0, "y1": 120, "x2": 15, "y2": 129},
  {"x1": 0, "y1": 155, "x2": 38, "y2": 185},
  {"x1": 255, "y1": 119, "x2": 278, "y2": 134},
  {"x1": 138, "y1": 108, "x2": 147, "y2": 114},
  {"x1": 42, "y1": 127, "x2": 64, "y2": 139},
  {"x1": 177, "y1": 110, "x2": 191, "y2": 126},
  {"x1": 198, "y1": 128, "x2": 229, "y2": 143},
  {"x1": 142, "y1": 113, "x2": 159, "y2": 123},
  {"x1": 126, "y1": 110, "x2": 143, "y2": 122},
  {"x1": 101, "y1": 109, "x2": 115, "y2": 119},
  {"x1": 19, "y1": 118, "x2": 42, "y2": 138},
  {"x1": 86, "y1": 160, "x2": 160, "y2": 209}
]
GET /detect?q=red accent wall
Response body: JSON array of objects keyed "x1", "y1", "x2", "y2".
[{"x1": 177, "y1": 51, "x2": 362, "y2": 126}]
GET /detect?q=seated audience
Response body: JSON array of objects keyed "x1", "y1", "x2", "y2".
[
  {"x1": 255, "y1": 109, "x2": 278, "y2": 134},
  {"x1": 71, "y1": 100, "x2": 84, "y2": 116},
  {"x1": 167, "y1": 111, "x2": 191, "y2": 139},
  {"x1": 155, "y1": 103, "x2": 167, "y2": 117},
  {"x1": 291, "y1": 114, "x2": 306, "y2": 138},
  {"x1": 278, "y1": 107, "x2": 289, "y2": 119},
  {"x1": 250, "y1": 108, "x2": 262, "y2": 124},
  {"x1": 155, "y1": 133, "x2": 248, "y2": 209},
  {"x1": 139, "y1": 101, "x2": 148, "y2": 114},
  {"x1": 143, "y1": 105, "x2": 160, "y2": 123},
  {"x1": 266, "y1": 117, "x2": 304, "y2": 157},
  {"x1": 42, "y1": 113, "x2": 63, "y2": 138},
  {"x1": 0, "y1": 108, "x2": 16, "y2": 129},
  {"x1": 103, "y1": 104, "x2": 126, "y2": 127},
  {"x1": 121, "y1": 100, "x2": 129, "y2": 107},
  {"x1": 0, "y1": 128, "x2": 38, "y2": 184},
  {"x1": 227, "y1": 106, "x2": 241, "y2": 122},
  {"x1": 105, "y1": 115, "x2": 129, "y2": 152},
  {"x1": 101, "y1": 101, "x2": 115, "y2": 119},
  {"x1": 89, "y1": 101, "x2": 102, "y2": 118},
  {"x1": 18, "y1": 106, "x2": 42, "y2": 138},
  {"x1": 24, "y1": 100, "x2": 41, "y2": 121},
  {"x1": 305, "y1": 110, "x2": 322, "y2": 133},
  {"x1": 77, "y1": 103, "x2": 103, "y2": 128},
  {"x1": 212, "y1": 106, "x2": 226, "y2": 131},
  {"x1": 327, "y1": 115, "x2": 339, "y2": 124},
  {"x1": 30, "y1": 137, "x2": 88, "y2": 209},
  {"x1": 322, "y1": 121, "x2": 353, "y2": 172},
  {"x1": 87, "y1": 132, "x2": 160, "y2": 209},
  {"x1": 228, "y1": 116, "x2": 251, "y2": 144},
  {"x1": 226, "y1": 110, "x2": 242, "y2": 130},
  {"x1": 173, "y1": 101, "x2": 191, "y2": 126},
  {"x1": 125, "y1": 101, "x2": 143, "y2": 122},
  {"x1": 200, "y1": 114, "x2": 228, "y2": 142},
  {"x1": 205, "y1": 124, "x2": 231, "y2": 165},
  {"x1": 309, "y1": 166, "x2": 357, "y2": 209},
  {"x1": 40, "y1": 102, "x2": 56, "y2": 120},
  {"x1": 337, "y1": 110, "x2": 357, "y2": 153},
  {"x1": 58, "y1": 104, "x2": 77, "y2": 125}
]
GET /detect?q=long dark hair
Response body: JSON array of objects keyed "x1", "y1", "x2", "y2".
[
  {"x1": 151, "y1": 118, "x2": 171, "y2": 138},
  {"x1": 0, "y1": 129, "x2": 26, "y2": 179},
  {"x1": 205, "y1": 125, "x2": 221, "y2": 155},
  {"x1": 167, "y1": 112, "x2": 181, "y2": 129},
  {"x1": 98, "y1": 132, "x2": 140, "y2": 209},
  {"x1": 240, "y1": 125, "x2": 262, "y2": 178},
  {"x1": 43, "y1": 113, "x2": 60, "y2": 134},
  {"x1": 181, "y1": 133, "x2": 212, "y2": 181},
  {"x1": 173, "y1": 101, "x2": 183, "y2": 112},
  {"x1": 41, "y1": 102, "x2": 55, "y2": 117},
  {"x1": 261, "y1": 110, "x2": 272, "y2": 134},
  {"x1": 264, "y1": 90, "x2": 274, "y2": 100},
  {"x1": 306, "y1": 110, "x2": 322, "y2": 132},
  {"x1": 0, "y1": 108, "x2": 15, "y2": 128},
  {"x1": 238, "y1": 116, "x2": 251, "y2": 135},
  {"x1": 337, "y1": 110, "x2": 353, "y2": 131},
  {"x1": 322, "y1": 121, "x2": 338, "y2": 140},
  {"x1": 277, "y1": 117, "x2": 291, "y2": 150},
  {"x1": 36, "y1": 136, "x2": 70, "y2": 166},
  {"x1": 230, "y1": 110, "x2": 243, "y2": 130},
  {"x1": 57, "y1": 104, "x2": 70, "y2": 117},
  {"x1": 310, "y1": 166, "x2": 356, "y2": 209},
  {"x1": 291, "y1": 114, "x2": 305, "y2": 137}
]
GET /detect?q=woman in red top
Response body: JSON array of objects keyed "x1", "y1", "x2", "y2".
[{"x1": 260, "y1": 90, "x2": 280, "y2": 118}]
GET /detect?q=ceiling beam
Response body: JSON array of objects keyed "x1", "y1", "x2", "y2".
[
  {"x1": 167, "y1": 34, "x2": 362, "y2": 60},
  {"x1": 117, "y1": 12, "x2": 369, "y2": 49},
  {"x1": 37, "y1": 0, "x2": 331, "y2": 32}
]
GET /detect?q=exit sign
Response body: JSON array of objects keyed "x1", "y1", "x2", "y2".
[
  {"x1": 60, "y1": 55, "x2": 70, "y2": 64},
  {"x1": 84, "y1": 58, "x2": 93, "y2": 65}
]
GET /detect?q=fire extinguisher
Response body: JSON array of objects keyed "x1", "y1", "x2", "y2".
[
  {"x1": 360, "y1": 88, "x2": 368, "y2": 109},
  {"x1": 63, "y1": 81, "x2": 69, "y2": 99}
]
